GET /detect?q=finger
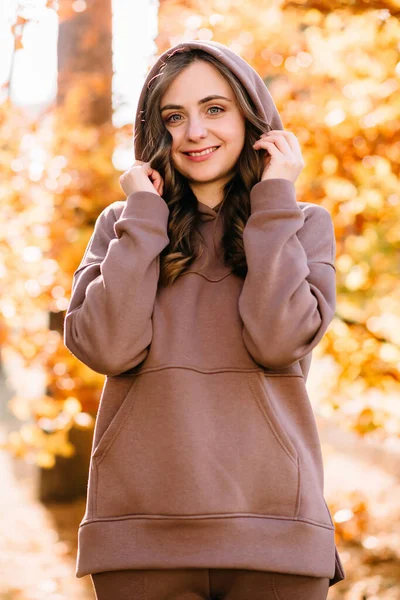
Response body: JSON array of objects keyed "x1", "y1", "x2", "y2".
[
  {"x1": 149, "y1": 169, "x2": 161, "y2": 185},
  {"x1": 255, "y1": 141, "x2": 283, "y2": 158},
  {"x1": 149, "y1": 170, "x2": 164, "y2": 194},
  {"x1": 259, "y1": 134, "x2": 292, "y2": 153},
  {"x1": 151, "y1": 172, "x2": 161, "y2": 187},
  {"x1": 156, "y1": 179, "x2": 164, "y2": 196},
  {"x1": 262, "y1": 130, "x2": 294, "y2": 138},
  {"x1": 254, "y1": 137, "x2": 294, "y2": 157},
  {"x1": 262, "y1": 131, "x2": 300, "y2": 153},
  {"x1": 263, "y1": 137, "x2": 302, "y2": 162}
]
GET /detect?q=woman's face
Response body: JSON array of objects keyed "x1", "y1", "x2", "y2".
[{"x1": 160, "y1": 60, "x2": 246, "y2": 191}]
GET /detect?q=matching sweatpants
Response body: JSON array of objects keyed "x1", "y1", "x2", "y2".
[{"x1": 90, "y1": 568, "x2": 330, "y2": 599}]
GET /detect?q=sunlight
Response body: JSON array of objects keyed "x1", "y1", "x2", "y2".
[
  {"x1": 11, "y1": 7, "x2": 58, "y2": 107},
  {"x1": 0, "y1": 0, "x2": 159, "y2": 126}
]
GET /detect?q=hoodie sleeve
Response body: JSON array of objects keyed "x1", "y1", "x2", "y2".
[
  {"x1": 63, "y1": 191, "x2": 170, "y2": 377},
  {"x1": 238, "y1": 178, "x2": 336, "y2": 370}
]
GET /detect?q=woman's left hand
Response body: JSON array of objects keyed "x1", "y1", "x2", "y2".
[{"x1": 253, "y1": 130, "x2": 305, "y2": 185}]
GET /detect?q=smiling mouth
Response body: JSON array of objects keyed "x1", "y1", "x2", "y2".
[{"x1": 183, "y1": 146, "x2": 220, "y2": 157}]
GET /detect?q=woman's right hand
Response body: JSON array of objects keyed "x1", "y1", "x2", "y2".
[{"x1": 119, "y1": 160, "x2": 164, "y2": 197}]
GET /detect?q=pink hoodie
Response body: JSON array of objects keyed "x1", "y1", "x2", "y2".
[{"x1": 64, "y1": 40, "x2": 345, "y2": 586}]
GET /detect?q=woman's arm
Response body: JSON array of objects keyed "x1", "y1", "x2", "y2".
[
  {"x1": 64, "y1": 191, "x2": 170, "y2": 376},
  {"x1": 238, "y1": 178, "x2": 336, "y2": 370}
]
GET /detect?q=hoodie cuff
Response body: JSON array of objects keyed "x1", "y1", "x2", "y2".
[{"x1": 250, "y1": 178, "x2": 298, "y2": 212}]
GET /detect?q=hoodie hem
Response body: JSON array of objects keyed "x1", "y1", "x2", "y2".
[{"x1": 76, "y1": 514, "x2": 337, "y2": 580}]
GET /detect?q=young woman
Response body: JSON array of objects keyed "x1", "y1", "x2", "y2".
[{"x1": 64, "y1": 40, "x2": 345, "y2": 599}]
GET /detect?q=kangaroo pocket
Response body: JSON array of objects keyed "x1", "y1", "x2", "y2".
[{"x1": 92, "y1": 368, "x2": 300, "y2": 519}]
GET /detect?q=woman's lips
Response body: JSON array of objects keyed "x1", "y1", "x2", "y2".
[{"x1": 183, "y1": 147, "x2": 220, "y2": 162}]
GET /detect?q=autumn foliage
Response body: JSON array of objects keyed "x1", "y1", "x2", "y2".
[{"x1": 1, "y1": 3, "x2": 400, "y2": 581}]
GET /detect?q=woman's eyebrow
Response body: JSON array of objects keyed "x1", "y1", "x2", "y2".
[{"x1": 160, "y1": 95, "x2": 232, "y2": 113}]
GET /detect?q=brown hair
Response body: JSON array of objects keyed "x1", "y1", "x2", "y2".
[{"x1": 135, "y1": 48, "x2": 272, "y2": 286}]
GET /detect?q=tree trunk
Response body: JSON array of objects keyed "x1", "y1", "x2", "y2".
[{"x1": 40, "y1": 0, "x2": 113, "y2": 502}]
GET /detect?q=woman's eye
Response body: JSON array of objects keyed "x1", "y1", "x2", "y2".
[
  {"x1": 165, "y1": 106, "x2": 224, "y2": 124},
  {"x1": 166, "y1": 114, "x2": 182, "y2": 123},
  {"x1": 208, "y1": 106, "x2": 224, "y2": 115}
]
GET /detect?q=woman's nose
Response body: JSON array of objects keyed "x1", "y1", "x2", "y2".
[{"x1": 186, "y1": 118, "x2": 207, "y2": 141}]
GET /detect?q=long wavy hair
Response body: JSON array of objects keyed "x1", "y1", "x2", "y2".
[{"x1": 135, "y1": 48, "x2": 273, "y2": 286}]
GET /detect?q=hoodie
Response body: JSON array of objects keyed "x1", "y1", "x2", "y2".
[{"x1": 64, "y1": 40, "x2": 345, "y2": 586}]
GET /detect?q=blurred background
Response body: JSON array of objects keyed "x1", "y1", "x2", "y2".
[{"x1": 1, "y1": 0, "x2": 400, "y2": 598}]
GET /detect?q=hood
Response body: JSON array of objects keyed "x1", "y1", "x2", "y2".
[{"x1": 133, "y1": 40, "x2": 284, "y2": 161}]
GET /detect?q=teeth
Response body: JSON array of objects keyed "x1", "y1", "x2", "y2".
[{"x1": 187, "y1": 147, "x2": 218, "y2": 157}]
